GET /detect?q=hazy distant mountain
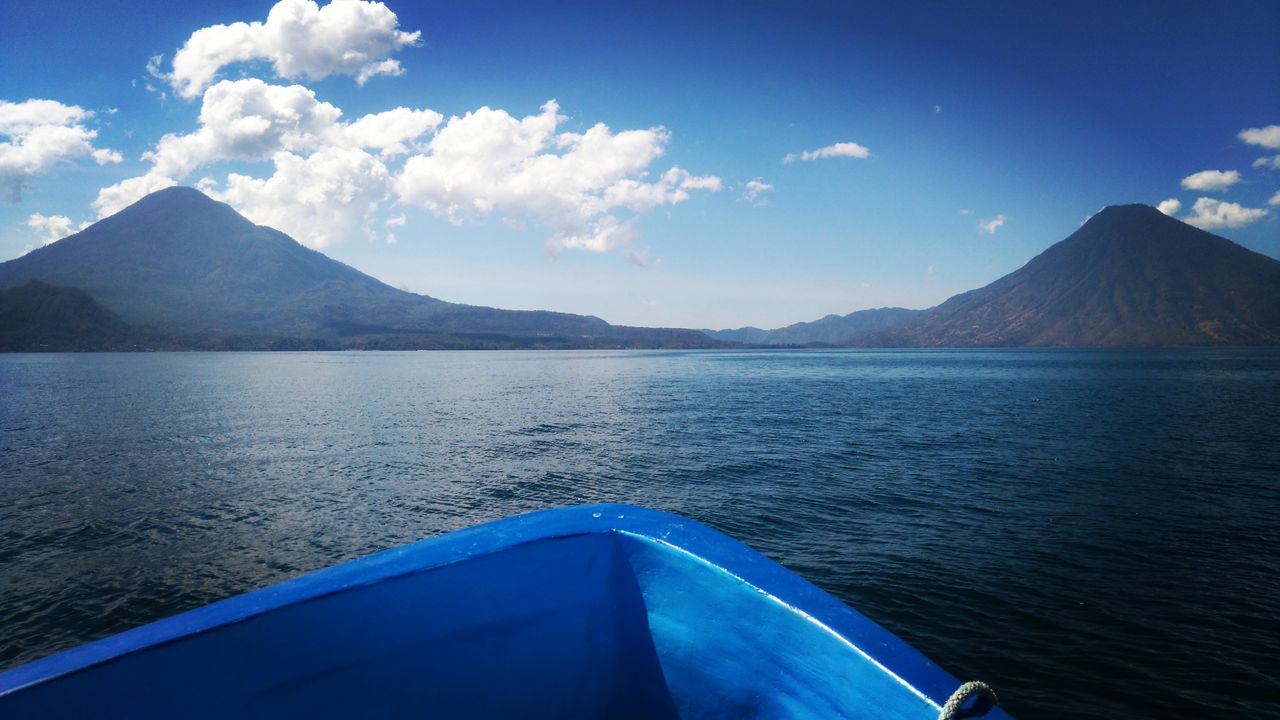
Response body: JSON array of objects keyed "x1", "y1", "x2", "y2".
[
  {"x1": 7, "y1": 193, "x2": 1273, "y2": 351},
  {"x1": 0, "y1": 188, "x2": 432, "y2": 337},
  {"x1": 0, "y1": 188, "x2": 718, "y2": 349},
  {"x1": 0, "y1": 280, "x2": 136, "y2": 351},
  {"x1": 704, "y1": 307, "x2": 923, "y2": 345},
  {"x1": 858, "y1": 204, "x2": 1280, "y2": 347}
]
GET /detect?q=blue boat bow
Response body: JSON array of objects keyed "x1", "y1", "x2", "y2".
[{"x1": 0, "y1": 504, "x2": 1011, "y2": 719}]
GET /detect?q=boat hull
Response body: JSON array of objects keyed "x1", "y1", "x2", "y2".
[{"x1": 0, "y1": 505, "x2": 1011, "y2": 719}]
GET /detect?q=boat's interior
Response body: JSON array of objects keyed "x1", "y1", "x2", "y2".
[{"x1": 3, "y1": 532, "x2": 936, "y2": 719}]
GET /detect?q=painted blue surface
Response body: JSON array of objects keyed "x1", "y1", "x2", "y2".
[{"x1": 0, "y1": 505, "x2": 1012, "y2": 718}]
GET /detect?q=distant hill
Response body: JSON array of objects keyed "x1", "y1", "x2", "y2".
[
  {"x1": 704, "y1": 307, "x2": 923, "y2": 345},
  {"x1": 0, "y1": 280, "x2": 136, "y2": 351},
  {"x1": 0, "y1": 188, "x2": 719, "y2": 349},
  {"x1": 858, "y1": 204, "x2": 1280, "y2": 347},
  {"x1": 7, "y1": 193, "x2": 1273, "y2": 351}
]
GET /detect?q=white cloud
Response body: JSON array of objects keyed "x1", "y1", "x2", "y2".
[
  {"x1": 93, "y1": 79, "x2": 341, "y2": 216},
  {"x1": 385, "y1": 232, "x2": 397, "y2": 244},
  {"x1": 0, "y1": 99, "x2": 121, "y2": 202},
  {"x1": 979, "y1": 214, "x2": 1007, "y2": 234},
  {"x1": 167, "y1": 0, "x2": 421, "y2": 99},
  {"x1": 95, "y1": 174, "x2": 181, "y2": 217},
  {"x1": 146, "y1": 54, "x2": 166, "y2": 81},
  {"x1": 93, "y1": 78, "x2": 437, "y2": 222},
  {"x1": 206, "y1": 146, "x2": 391, "y2": 248},
  {"x1": 1180, "y1": 169, "x2": 1241, "y2": 192},
  {"x1": 742, "y1": 178, "x2": 774, "y2": 205},
  {"x1": 385, "y1": 212, "x2": 406, "y2": 227},
  {"x1": 26, "y1": 213, "x2": 75, "y2": 244},
  {"x1": 160, "y1": 80, "x2": 341, "y2": 176},
  {"x1": 959, "y1": 208, "x2": 972, "y2": 216},
  {"x1": 1238, "y1": 125, "x2": 1280, "y2": 150},
  {"x1": 1253, "y1": 155, "x2": 1280, "y2": 170},
  {"x1": 933, "y1": 105, "x2": 942, "y2": 114},
  {"x1": 1183, "y1": 197, "x2": 1268, "y2": 230},
  {"x1": 394, "y1": 100, "x2": 720, "y2": 258},
  {"x1": 783, "y1": 141, "x2": 871, "y2": 164},
  {"x1": 0, "y1": 100, "x2": 91, "y2": 134},
  {"x1": 94, "y1": 82, "x2": 716, "y2": 254},
  {"x1": 676, "y1": 174, "x2": 723, "y2": 192},
  {"x1": 1269, "y1": 191, "x2": 1280, "y2": 207},
  {"x1": 927, "y1": 264, "x2": 935, "y2": 276},
  {"x1": 1156, "y1": 198, "x2": 1182, "y2": 216},
  {"x1": 345, "y1": 107, "x2": 442, "y2": 157}
]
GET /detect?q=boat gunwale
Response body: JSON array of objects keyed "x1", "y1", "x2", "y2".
[{"x1": 0, "y1": 503, "x2": 982, "y2": 713}]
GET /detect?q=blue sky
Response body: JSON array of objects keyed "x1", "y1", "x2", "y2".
[{"x1": 2, "y1": 0, "x2": 1277, "y2": 328}]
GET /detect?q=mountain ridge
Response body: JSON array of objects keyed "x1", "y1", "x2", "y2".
[
  {"x1": 0, "y1": 188, "x2": 720, "y2": 349},
  {"x1": 2, "y1": 193, "x2": 1277, "y2": 350},
  {"x1": 0, "y1": 280, "x2": 138, "y2": 351},
  {"x1": 703, "y1": 307, "x2": 924, "y2": 345},
  {"x1": 853, "y1": 204, "x2": 1280, "y2": 347}
]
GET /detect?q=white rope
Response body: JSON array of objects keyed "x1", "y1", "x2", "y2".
[{"x1": 937, "y1": 681, "x2": 999, "y2": 719}]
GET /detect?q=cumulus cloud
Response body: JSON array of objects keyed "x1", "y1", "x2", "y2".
[
  {"x1": 0, "y1": 99, "x2": 122, "y2": 202},
  {"x1": 979, "y1": 214, "x2": 1007, "y2": 234},
  {"x1": 92, "y1": 78, "x2": 439, "y2": 227},
  {"x1": 1269, "y1": 191, "x2": 1280, "y2": 207},
  {"x1": 959, "y1": 208, "x2": 972, "y2": 216},
  {"x1": 160, "y1": 80, "x2": 340, "y2": 174},
  {"x1": 1253, "y1": 155, "x2": 1280, "y2": 170},
  {"x1": 1183, "y1": 197, "x2": 1268, "y2": 230},
  {"x1": 27, "y1": 213, "x2": 75, "y2": 244},
  {"x1": 95, "y1": 85, "x2": 716, "y2": 254},
  {"x1": 1180, "y1": 169, "x2": 1241, "y2": 192},
  {"x1": 166, "y1": 0, "x2": 421, "y2": 99},
  {"x1": 742, "y1": 178, "x2": 774, "y2": 205},
  {"x1": 394, "y1": 100, "x2": 720, "y2": 257},
  {"x1": 783, "y1": 141, "x2": 871, "y2": 163},
  {"x1": 345, "y1": 107, "x2": 442, "y2": 157},
  {"x1": 206, "y1": 147, "x2": 391, "y2": 248},
  {"x1": 1238, "y1": 125, "x2": 1280, "y2": 150},
  {"x1": 95, "y1": 174, "x2": 182, "y2": 217},
  {"x1": 1156, "y1": 198, "x2": 1182, "y2": 216}
]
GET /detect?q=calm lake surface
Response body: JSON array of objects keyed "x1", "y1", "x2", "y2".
[{"x1": 2, "y1": 349, "x2": 1278, "y2": 718}]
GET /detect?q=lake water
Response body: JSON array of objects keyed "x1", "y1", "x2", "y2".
[{"x1": 2, "y1": 349, "x2": 1278, "y2": 718}]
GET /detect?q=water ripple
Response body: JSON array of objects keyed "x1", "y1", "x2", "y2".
[{"x1": 1, "y1": 349, "x2": 1278, "y2": 719}]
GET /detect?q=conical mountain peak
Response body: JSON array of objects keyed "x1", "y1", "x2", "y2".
[
  {"x1": 85, "y1": 186, "x2": 254, "y2": 239},
  {"x1": 0, "y1": 187, "x2": 714, "y2": 348},
  {"x1": 858, "y1": 202, "x2": 1280, "y2": 346},
  {"x1": 0, "y1": 187, "x2": 435, "y2": 334}
]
